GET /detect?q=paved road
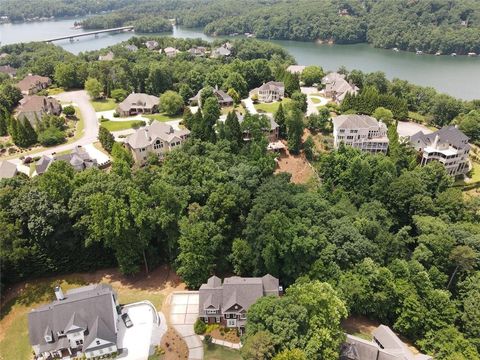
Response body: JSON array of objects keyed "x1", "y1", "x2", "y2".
[{"x1": 10, "y1": 90, "x2": 99, "y2": 165}]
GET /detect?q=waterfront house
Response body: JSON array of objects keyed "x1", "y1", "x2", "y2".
[
  {"x1": 188, "y1": 46, "x2": 207, "y2": 57},
  {"x1": 341, "y1": 325, "x2": 432, "y2": 360},
  {"x1": 124, "y1": 120, "x2": 190, "y2": 164},
  {"x1": 145, "y1": 40, "x2": 159, "y2": 50},
  {"x1": 17, "y1": 74, "x2": 52, "y2": 95},
  {"x1": 98, "y1": 51, "x2": 114, "y2": 61},
  {"x1": 163, "y1": 47, "x2": 181, "y2": 58},
  {"x1": 189, "y1": 86, "x2": 234, "y2": 107},
  {"x1": 116, "y1": 93, "x2": 159, "y2": 117},
  {"x1": 250, "y1": 81, "x2": 285, "y2": 103},
  {"x1": 28, "y1": 284, "x2": 120, "y2": 359},
  {"x1": 333, "y1": 114, "x2": 389, "y2": 154},
  {"x1": 322, "y1": 72, "x2": 359, "y2": 103},
  {"x1": 15, "y1": 95, "x2": 62, "y2": 127},
  {"x1": 0, "y1": 65, "x2": 17, "y2": 78},
  {"x1": 124, "y1": 44, "x2": 138, "y2": 52},
  {"x1": 211, "y1": 43, "x2": 232, "y2": 58},
  {"x1": 198, "y1": 275, "x2": 279, "y2": 332},
  {"x1": 409, "y1": 126, "x2": 470, "y2": 176}
]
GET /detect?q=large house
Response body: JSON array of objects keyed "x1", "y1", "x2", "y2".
[
  {"x1": 28, "y1": 284, "x2": 120, "y2": 359},
  {"x1": 116, "y1": 93, "x2": 159, "y2": 117},
  {"x1": 35, "y1": 147, "x2": 98, "y2": 175},
  {"x1": 410, "y1": 126, "x2": 470, "y2": 176},
  {"x1": 333, "y1": 114, "x2": 389, "y2": 154},
  {"x1": 286, "y1": 65, "x2": 306, "y2": 75},
  {"x1": 0, "y1": 64, "x2": 17, "y2": 78},
  {"x1": 145, "y1": 40, "x2": 159, "y2": 50},
  {"x1": 198, "y1": 275, "x2": 279, "y2": 332},
  {"x1": 17, "y1": 74, "x2": 52, "y2": 95},
  {"x1": 125, "y1": 120, "x2": 190, "y2": 164},
  {"x1": 250, "y1": 81, "x2": 285, "y2": 103},
  {"x1": 322, "y1": 72, "x2": 359, "y2": 103},
  {"x1": 98, "y1": 51, "x2": 114, "y2": 61},
  {"x1": 163, "y1": 47, "x2": 181, "y2": 58},
  {"x1": 15, "y1": 95, "x2": 62, "y2": 126},
  {"x1": 341, "y1": 325, "x2": 432, "y2": 360},
  {"x1": 188, "y1": 46, "x2": 208, "y2": 57},
  {"x1": 189, "y1": 87, "x2": 234, "y2": 107}
]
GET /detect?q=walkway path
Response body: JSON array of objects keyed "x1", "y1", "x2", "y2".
[
  {"x1": 242, "y1": 97, "x2": 258, "y2": 114},
  {"x1": 199, "y1": 335, "x2": 242, "y2": 350},
  {"x1": 169, "y1": 292, "x2": 203, "y2": 360}
]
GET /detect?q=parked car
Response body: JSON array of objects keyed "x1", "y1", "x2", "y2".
[{"x1": 121, "y1": 313, "x2": 133, "y2": 328}]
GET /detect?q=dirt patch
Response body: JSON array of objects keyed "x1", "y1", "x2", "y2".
[
  {"x1": 159, "y1": 328, "x2": 189, "y2": 360},
  {"x1": 208, "y1": 325, "x2": 240, "y2": 344},
  {"x1": 341, "y1": 315, "x2": 380, "y2": 337},
  {"x1": 274, "y1": 140, "x2": 315, "y2": 184}
]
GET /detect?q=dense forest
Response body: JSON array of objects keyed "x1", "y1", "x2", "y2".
[
  {"x1": 1, "y1": 37, "x2": 480, "y2": 358},
  {"x1": 2, "y1": 0, "x2": 479, "y2": 54}
]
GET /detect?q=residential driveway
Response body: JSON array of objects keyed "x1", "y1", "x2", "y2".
[
  {"x1": 397, "y1": 121, "x2": 433, "y2": 138},
  {"x1": 117, "y1": 302, "x2": 164, "y2": 360},
  {"x1": 169, "y1": 292, "x2": 203, "y2": 360},
  {"x1": 242, "y1": 97, "x2": 257, "y2": 114}
]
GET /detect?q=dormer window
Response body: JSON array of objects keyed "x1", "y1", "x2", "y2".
[{"x1": 45, "y1": 334, "x2": 52, "y2": 342}]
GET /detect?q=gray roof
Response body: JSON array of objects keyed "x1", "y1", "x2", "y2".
[
  {"x1": 0, "y1": 65, "x2": 16, "y2": 76},
  {"x1": 118, "y1": 93, "x2": 159, "y2": 113},
  {"x1": 410, "y1": 125, "x2": 469, "y2": 150},
  {"x1": 126, "y1": 120, "x2": 190, "y2": 149},
  {"x1": 125, "y1": 44, "x2": 138, "y2": 52},
  {"x1": 189, "y1": 88, "x2": 233, "y2": 105},
  {"x1": 333, "y1": 114, "x2": 382, "y2": 130},
  {"x1": 16, "y1": 95, "x2": 62, "y2": 126},
  {"x1": 199, "y1": 275, "x2": 279, "y2": 313},
  {"x1": 212, "y1": 46, "x2": 231, "y2": 57},
  {"x1": 322, "y1": 72, "x2": 346, "y2": 84},
  {"x1": 0, "y1": 160, "x2": 18, "y2": 179},
  {"x1": 28, "y1": 284, "x2": 117, "y2": 352},
  {"x1": 36, "y1": 155, "x2": 52, "y2": 175},
  {"x1": 323, "y1": 72, "x2": 358, "y2": 100},
  {"x1": 16, "y1": 74, "x2": 51, "y2": 93},
  {"x1": 257, "y1": 81, "x2": 284, "y2": 92},
  {"x1": 52, "y1": 147, "x2": 97, "y2": 171},
  {"x1": 98, "y1": 51, "x2": 114, "y2": 61}
]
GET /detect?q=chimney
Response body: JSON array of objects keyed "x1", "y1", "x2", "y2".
[
  {"x1": 54, "y1": 285, "x2": 65, "y2": 301},
  {"x1": 432, "y1": 134, "x2": 439, "y2": 149}
]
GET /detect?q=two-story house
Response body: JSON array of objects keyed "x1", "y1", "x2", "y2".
[
  {"x1": 189, "y1": 86, "x2": 234, "y2": 107},
  {"x1": 322, "y1": 72, "x2": 359, "y2": 103},
  {"x1": 17, "y1": 74, "x2": 52, "y2": 95},
  {"x1": 333, "y1": 114, "x2": 389, "y2": 154},
  {"x1": 117, "y1": 93, "x2": 159, "y2": 117},
  {"x1": 124, "y1": 120, "x2": 190, "y2": 164},
  {"x1": 250, "y1": 81, "x2": 285, "y2": 103},
  {"x1": 198, "y1": 275, "x2": 279, "y2": 332},
  {"x1": 410, "y1": 126, "x2": 470, "y2": 176},
  {"x1": 28, "y1": 284, "x2": 120, "y2": 360},
  {"x1": 15, "y1": 95, "x2": 62, "y2": 127}
]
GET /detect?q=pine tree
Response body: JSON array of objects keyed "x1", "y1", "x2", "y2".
[
  {"x1": 224, "y1": 111, "x2": 243, "y2": 151},
  {"x1": 99, "y1": 126, "x2": 115, "y2": 153},
  {"x1": 23, "y1": 118, "x2": 38, "y2": 145},
  {"x1": 284, "y1": 72, "x2": 300, "y2": 97},
  {"x1": 274, "y1": 103, "x2": 286, "y2": 137},
  {"x1": 0, "y1": 109, "x2": 7, "y2": 136},
  {"x1": 182, "y1": 107, "x2": 194, "y2": 130},
  {"x1": 287, "y1": 108, "x2": 304, "y2": 154}
]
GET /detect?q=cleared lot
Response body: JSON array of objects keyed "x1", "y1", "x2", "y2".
[{"x1": 397, "y1": 121, "x2": 433, "y2": 137}]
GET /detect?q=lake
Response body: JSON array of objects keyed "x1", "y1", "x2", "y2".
[{"x1": 1, "y1": 18, "x2": 479, "y2": 100}]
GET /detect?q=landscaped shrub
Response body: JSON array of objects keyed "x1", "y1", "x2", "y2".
[
  {"x1": 38, "y1": 126, "x2": 66, "y2": 146},
  {"x1": 113, "y1": 112, "x2": 120, "y2": 118},
  {"x1": 63, "y1": 105, "x2": 75, "y2": 117},
  {"x1": 204, "y1": 334, "x2": 212, "y2": 346},
  {"x1": 194, "y1": 318, "x2": 206, "y2": 335}
]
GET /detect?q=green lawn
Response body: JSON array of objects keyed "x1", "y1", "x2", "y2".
[
  {"x1": 204, "y1": 344, "x2": 242, "y2": 360},
  {"x1": 469, "y1": 161, "x2": 480, "y2": 182},
  {"x1": 47, "y1": 87, "x2": 65, "y2": 95},
  {"x1": 144, "y1": 113, "x2": 180, "y2": 122},
  {"x1": 311, "y1": 97, "x2": 322, "y2": 104},
  {"x1": 254, "y1": 98, "x2": 291, "y2": 113},
  {"x1": 101, "y1": 120, "x2": 145, "y2": 131},
  {"x1": 92, "y1": 98, "x2": 117, "y2": 112}
]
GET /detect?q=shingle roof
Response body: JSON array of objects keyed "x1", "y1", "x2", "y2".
[
  {"x1": 257, "y1": 81, "x2": 284, "y2": 92},
  {"x1": 28, "y1": 284, "x2": 117, "y2": 351},
  {"x1": 0, "y1": 160, "x2": 17, "y2": 179},
  {"x1": 410, "y1": 125, "x2": 469, "y2": 149},
  {"x1": 125, "y1": 120, "x2": 190, "y2": 149},
  {"x1": 199, "y1": 275, "x2": 279, "y2": 314},
  {"x1": 36, "y1": 155, "x2": 52, "y2": 175},
  {"x1": 333, "y1": 114, "x2": 381, "y2": 129},
  {"x1": 0, "y1": 65, "x2": 16, "y2": 76},
  {"x1": 16, "y1": 74, "x2": 51, "y2": 93},
  {"x1": 118, "y1": 93, "x2": 159, "y2": 112}
]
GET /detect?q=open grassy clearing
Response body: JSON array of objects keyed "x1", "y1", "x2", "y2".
[
  {"x1": 254, "y1": 98, "x2": 291, "y2": 113},
  {"x1": 101, "y1": 120, "x2": 145, "y2": 131},
  {"x1": 0, "y1": 266, "x2": 184, "y2": 360},
  {"x1": 47, "y1": 87, "x2": 65, "y2": 95},
  {"x1": 91, "y1": 98, "x2": 117, "y2": 112},
  {"x1": 204, "y1": 344, "x2": 242, "y2": 360},
  {"x1": 311, "y1": 97, "x2": 322, "y2": 104}
]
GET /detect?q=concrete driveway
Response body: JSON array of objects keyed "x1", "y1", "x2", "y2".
[
  {"x1": 170, "y1": 292, "x2": 203, "y2": 360},
  {"x1": 117, "y1": 302, "x2": 165, "y2": 360},
  {"x1": 242, "y1": 97, "x2": 257, "y2": 114},
  {"x1": 397, "y1": 121, "x2": 433, "y2": 138}
]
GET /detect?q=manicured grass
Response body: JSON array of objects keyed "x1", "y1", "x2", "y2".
[
  {"x1": 254, "y1": 98, "x2": 291, "y2": 113},
  {"x1": 221, "y1": 105, "x2": 245, "y2": 115},
  {"x1": 204, "y1": 344, "x2": 242, "y2": 360},
  {"x1": 101, "y1": 120, "x2": 145, "y2": 131},
  {"x1": 91, "y1": 98, "x2": 117, "y2": 112},
  {"x1": 144, "y1": 112, "x2": 180, "y2": 122},
  {"x1": 469, "y1": 161, "x2": 480, "y2": 182},
  {"x1": 311, "y1": 97, "x2": 322, "y2": 104}
]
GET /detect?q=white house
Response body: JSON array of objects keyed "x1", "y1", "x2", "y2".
[
  {"x1": 250, "y1": 81, "x2": 285, "y2": 103},
  {"x1": 410, "y1": 126, "x2": 470, "y2": 176},
  {"x1": 333, "y1": 114, "x2": 389, "y2": 154}
]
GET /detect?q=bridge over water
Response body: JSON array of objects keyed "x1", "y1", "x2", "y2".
[{"x1": 44, "y1": 26, "x2": 134, "y2": 43}]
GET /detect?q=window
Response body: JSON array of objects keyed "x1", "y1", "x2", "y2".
[
  {"x1": 154, "y1": 140, "x2": 163, "y2": 150},
  {"x1": 76, "y1": 340, "x2": 83, "y2": 346},
  {"x1": 240, "y1": 313, "x2": 246, "y2": 319},
  {"x1": 215, "y1": 317, "x2": 220, "y2": 323},
  {"x1": 206, "y1": 309, "x2": 217, "y2": 315},
  {"x1": 227, "y1": 319, "x2": 236, "y2": 327},
  {"x1": 96, "y1": 340, "x2": 101, "y2": 345}
]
